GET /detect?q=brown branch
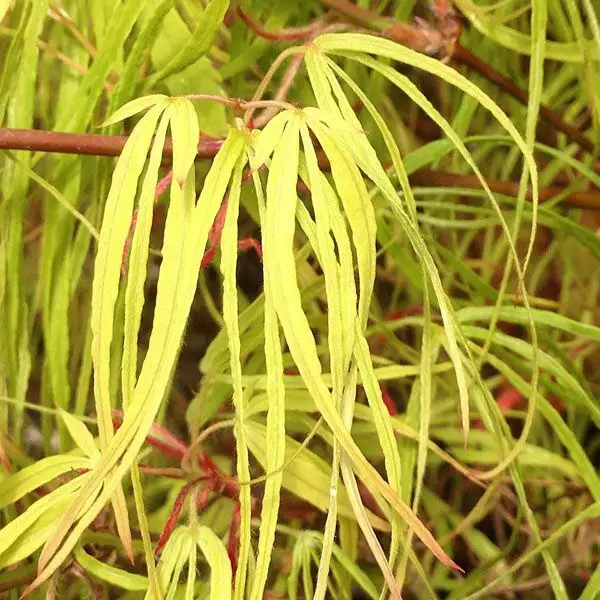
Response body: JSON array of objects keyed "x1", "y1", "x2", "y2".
[
  {"x1": 0, "y1": 127, "x2": 223, "y2": 158},
  {"x1": 2, "y1": 127, "x2": 600, "y2": 208},
  {"x1": 313, "y1": 0, "x2": 596, "y2": 156},
  {"x1": 452, "y1": 44, "x2": 595, "y2": 155},
  {"x1": 409, "y1": 169, "x2": 600, "y2": 210}
]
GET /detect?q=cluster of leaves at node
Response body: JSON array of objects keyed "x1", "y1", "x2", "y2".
[{"x1": 0, "y1": 33, "x2": 543, "y2": 599}]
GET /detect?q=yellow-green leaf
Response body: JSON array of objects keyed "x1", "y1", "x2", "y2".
[
  {"x1": 193, "y1": 525, "x2": 233, "y2": 600},
  {"x1": 59, "y1": 409, "x2": 100, "y2": 460},
  {"x1": 169, "y1": 97, "x2": 200, "y2": 185},
  {"x1": 100, "y1": 94, "x2": 168, "y2": 127},
  {"x1": 245, "y1": 420, "x2": 389, "y2": 532}
]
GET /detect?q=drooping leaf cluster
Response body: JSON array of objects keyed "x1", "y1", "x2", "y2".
[{"x1": 1, "y1": 1, "x2": 600, "y2": 599}]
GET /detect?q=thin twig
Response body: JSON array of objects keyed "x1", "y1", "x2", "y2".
[
  {"x1": 47, "y1": 5, "x2": 98, "y2": 58},
  {"x1": 245, "y1": 46, "x2": 308, "y2": 125},
  {"x1": 36, "y1": 40, "x2": 113, "y2": 90},
  {"x1": 47, "y1": 4, "x2": 119, "y2": 84},
  {"x1": 185, "y1": 95, "x2": 295, "y2": 113},
  {"x1": 252, "y1": 53, "x2": 305, "y2": 128},
  {"x1": 236, "y1": 9, "x2": 349, "y2": 128},
  {"x1": 409, "y1": 168, "x2": 600, "y2": 209},
  {"x1": 237, "y1": 7, "x2": 330, "y2": 41},
  {"x1": 452, "y1": 43, "x2": 596, "y2": 155},
  {"x1": 313, "y1": 0, "x2": 597, "y2": 156}
]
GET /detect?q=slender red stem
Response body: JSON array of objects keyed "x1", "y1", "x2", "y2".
[
  {"x1": 155, "y1": 481, "x2": 193, "y2": 557},
  {"x1": 228, "y1": 500, "x2": 241, "y2": 574},
  {"x1": 380, "y1": 384, "x2": 398, "y2": 416},
  {"x1": 237, "y1": 7, "x2": 328, "y2": 41}
]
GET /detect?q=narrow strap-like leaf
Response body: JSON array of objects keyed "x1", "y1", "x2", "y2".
[
  {"x1": 248, "y1": 152, "x2": 286, "y2": 600},
  {"x1": 58, "y1": 409, "x2": 100, "y2": 460},
  {"x1": 263, "y1": 111, "x2": 461, "y2": 572},
  {"x1": 27, "y1": 131, "x2": 246, "y2": 595},
  {"x1": 89, "y1": 100, "x2": 168, "y2": 565},
  {"x1": 122, "y1": 110, "x2": 170, "y2": 408},
  {"x1": 0, "y1": 455, "x2": 90, "y2": 510},
  {"x1": 306, "y1": 119, "x2": 376, "y2": 329},
  {"x1": 169, "y1": 97, "x2": 200, "y2": 185},
  {"x1": 100, "y1": 95, "x2": 168, "y2": 128},
  {"x1": 219, "y1": 150, "x2": 252, "y2": 599},
  {"x1": 144, "y1": 0, "x2": 230, "y2": 87},
  {"x1": 194, "y1": 525, "x2": 233, "y2": 600},
  {"x1": 300, "y1": 122, "x2": 351, "y2": 598},
  {"x1": 91, "y1": 101, "x2": 167, "y2": 449}
]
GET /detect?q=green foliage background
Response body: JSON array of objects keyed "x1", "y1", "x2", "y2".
[{"x1": 0, "y1": 0, "x2": 599, "y2": 598}]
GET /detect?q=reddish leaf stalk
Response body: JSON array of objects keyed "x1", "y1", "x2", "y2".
[
  {"x1": 200, "y1": 190, "x2": 263, "y2": 270},
  {"x1": 154, "y1": 170, "x2": 173, "y2": 198},
  {"x1": 237, "y1": 7, "x2": 329, "y2": 41},
  {"x1": 137, "y1": 465, "x2": 187, "y2": 478},
  {"x1": 196, "y1": 483, "x2": 214, "y2": 512},
  {"x1": 201, "y1": 195, "x2": 230, "y2": 269},
  {"x1": 380, "y1": 384, "x2": 398, "y2": 416},
  {"x1": 112, "y1": 411, "x2": 188, "y2": 459},
  {"x1": 143, "y1": 434, "x2": 188, "y2": 460},
  {"x1": 197, "y1": 450, "x2": 238, "y2": 498},
  {"x1": 121, "y1": 171, "x2": 172, "y2": 275},
  {"x1": 227, "y1": 500, "x2": 241, "y2": 574},
  {"x1": 155, "y1": 481, "x2": 194, "y2": 557},
  {"x1": 237, "y1": 237, "x2": 263, "y2": 259}
]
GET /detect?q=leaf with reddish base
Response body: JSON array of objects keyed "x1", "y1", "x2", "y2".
[
  {"x1": 121, "y1": 170, "x2": 172, "y2": 275},
  {"x1": 201, "y1": 195, "x2": 263, "y2": 269}
]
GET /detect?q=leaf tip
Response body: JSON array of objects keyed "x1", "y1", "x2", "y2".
[
  {"x1": 452, "y1": 560, "x2": 466, "y2": 575},
  {"x1": 20, "y1": 578, "x2": 39, "y2": 599},
  {"x1": 462, "y1": 416, "x2": 470, "y2": 450}
]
